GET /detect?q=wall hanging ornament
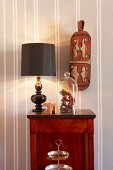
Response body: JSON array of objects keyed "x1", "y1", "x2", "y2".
[{"x1": 69, "y1": 20, "x2": 91, "y2": 91}]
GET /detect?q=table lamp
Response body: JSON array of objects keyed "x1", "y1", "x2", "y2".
[{"x1": 21, "y1": 43, "x2": 56, "y2": 112}]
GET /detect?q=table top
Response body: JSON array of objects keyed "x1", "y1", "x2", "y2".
[{"x1": 27, "y1": 109, "x2": 96, "y2": 119}]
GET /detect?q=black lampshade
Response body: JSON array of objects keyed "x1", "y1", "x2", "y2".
[{"x1": 21, "y1": 43, "x2": 56, "y2": 76}]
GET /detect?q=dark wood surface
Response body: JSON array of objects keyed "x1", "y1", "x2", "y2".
[
  {"x1": 28, "y1": 109, "x2": 96, "y2": 170},
  {"x1": 27, "y1": 109, "x2": 96, "y2": 119}
]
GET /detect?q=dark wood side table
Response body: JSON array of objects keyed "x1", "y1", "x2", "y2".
[{"x1": 27, "y1": 109, "x2": 96, "y2": 170}]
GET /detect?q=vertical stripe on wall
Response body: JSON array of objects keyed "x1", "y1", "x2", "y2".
[
  {"x1": 12, "y1": 0, "x2": 16, "y2": 169},
  {"x1": 34, "y1": 0, "x2": 39, "y2": 42},
  {"x1": 97, "y1": 0, "x2": 103, "y2": 169},
  {"x1": 6, "y1": 0, "x2": 15, "y2": 166},
  {"x1": 0, "y1": 0, "x2": 5, "y2": 169},
  {"x1": 54, "y1": 0, "x2": 60, "y2": 103},
  {"x1": 76, "y1": 0, "x2": 81, "y2": 109},
  {"x1": 3, "y1": 0, "x2": 6, "y2": 169},
  {"x1": 76, "y1": 0, "x2": 80, "y2": 22},
  {"x1": 14, "y1": 0, "x2": 19, "y2": 168},
  {"x1": 18, "y1": 0, "x2": 27, "y2": 169},
  {"x1": 55, "y1": 0, "x2": 60, "y2": 80},
  {"x1": 24, "y1": 0, "x2": 27, "y2": 169}
]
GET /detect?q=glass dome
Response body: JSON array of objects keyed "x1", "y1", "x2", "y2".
[{"x1": 58, "y1": 72, "x2": 78, "y2": 114}]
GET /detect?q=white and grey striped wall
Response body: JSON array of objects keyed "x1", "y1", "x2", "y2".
[{"x1": 0, "y1": 0, "x2": 113, "y2": 170}]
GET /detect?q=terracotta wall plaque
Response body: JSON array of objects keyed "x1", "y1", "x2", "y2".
[{"x1": 69, "y1": 20, "x2": 91, "y2": 91}]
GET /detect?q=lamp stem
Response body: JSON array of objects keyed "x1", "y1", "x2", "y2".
[
  {"x1": 35, "y1": 76, "x2": 42, "y2": 94},
  {"x1": 31, "y1": 76, "x2": 47, "y2": 112}
]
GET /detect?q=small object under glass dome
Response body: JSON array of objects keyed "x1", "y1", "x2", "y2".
[{"x1": 58, "y1": 72, "x2": 78, "y2": 114}]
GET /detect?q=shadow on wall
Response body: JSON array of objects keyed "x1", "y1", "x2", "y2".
[{"x1": 57, "y1": 43, "x2": 70, "y2": 80}]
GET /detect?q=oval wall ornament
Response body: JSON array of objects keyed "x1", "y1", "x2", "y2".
[{"x1": 69, "y1": 20, "x2": 91, "y2": 91}]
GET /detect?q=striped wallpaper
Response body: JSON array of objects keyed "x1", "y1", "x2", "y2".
[{"x1": 0, "y1": 0, "x2": 113, "y2": 170}]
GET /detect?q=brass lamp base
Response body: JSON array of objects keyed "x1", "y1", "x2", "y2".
[{"x1": 31, "y1": 77, "x2": 47, "y2": 112}]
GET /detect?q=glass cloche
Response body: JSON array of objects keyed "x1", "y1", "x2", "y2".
[{"x1": 58, "y1": 72, "x2": 78, "y2": 114}]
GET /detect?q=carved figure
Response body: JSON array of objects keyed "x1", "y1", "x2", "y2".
[{"x1": 60, "y1": 89, "x2": 75, "y2": 113}]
